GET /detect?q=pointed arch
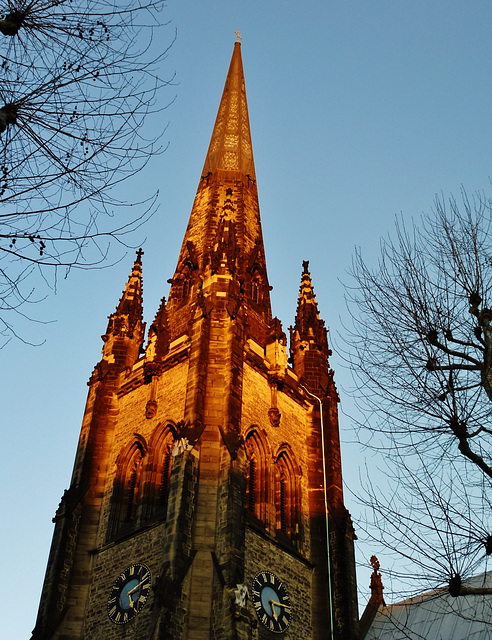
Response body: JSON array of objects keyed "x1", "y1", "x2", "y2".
[
  {"x1": 108, "y1": 436, "x2": 147, "y2": 540},
  {"x1": 245, "y1": 237, "x2": 270, "y2": 310},
  {"x1": 274, "y1": 445, "x2": 301, "y2": 546},
  {"x1": 250, "y1": 269, "x2": 262, "y2": 304},
  {"x1": 141, "y1": 423, "x2": 176, "y2": 522},
  {"x1": 180, "y1": 262, "x2": 193, "y2": 299},
  {"x1": 244, "y1": 428, "x2": 271, "y2": 525}
]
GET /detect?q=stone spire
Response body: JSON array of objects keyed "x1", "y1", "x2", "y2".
[
  {"x1": 201, "y1": 40, "x2": 256, "y2": 180},
  {"x1": 290, "y1": 260, "x2": 331, "y2": 393},
  {"x1": 166, "y1": 41, "x2": 271, "y2": 343},
  {"x1": 113, "y1": 249, "x2": 144, "y2": 322},
  {"x1": 101, "y1": 249, "x2": 145, "y2": 368},
  {"x1": 291, "y1": 260, "x2": 329, "y2": 355}
]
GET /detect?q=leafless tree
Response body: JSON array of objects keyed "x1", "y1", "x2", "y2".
[
  {"x1": 345, "y1": 189, "x2": 492, "y2": 602},
  {"x1": 0, "y1": 0, "x2": 174, "y2": 343}
]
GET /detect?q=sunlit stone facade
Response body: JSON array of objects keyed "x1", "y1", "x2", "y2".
[{"x1": 31, "y1": 41, "x2": 358, "y2": 640}]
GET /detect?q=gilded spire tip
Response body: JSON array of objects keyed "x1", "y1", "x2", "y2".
[{"x1": 235, "y1": 28, "x2": 242, "y2": 43}]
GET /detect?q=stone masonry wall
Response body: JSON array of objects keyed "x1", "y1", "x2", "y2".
[
  {"x1": 244, "y1": 528, "x2": 313, "y2": 640},
  {"x1": 76, "y1": 357, "x2": 195, "y2": 639},
  {"x1": 241, "y1": 363, "x2": 312, "y2": 554},
  {"x1": 97, "y1": 360, "x2": 188, "y2": 544},
  {"x1": 81, "y1": 449, "x2": 199, "y2": 640}
]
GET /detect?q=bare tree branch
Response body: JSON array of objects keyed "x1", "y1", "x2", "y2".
[
  {"x1": 344, "y1": 189, "x2": 492, "y2": 614},
  {"x1": 0, "y1": 0, "x2": 174, "y2": 341}
]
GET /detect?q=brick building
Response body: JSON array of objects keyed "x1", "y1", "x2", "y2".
[{"x1": 31, "y1": 40, "x2": 358, "y2": 640}]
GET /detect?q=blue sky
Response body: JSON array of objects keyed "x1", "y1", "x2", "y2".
[{"x1": 3, "y1": 2, "x2": 492, "y2": 637}]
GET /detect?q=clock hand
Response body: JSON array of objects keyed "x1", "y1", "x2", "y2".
[
  {"x1": 268, "y1": 600, "x2": 278, "y2": 621},
  {"x1": 269, "y1": 600, "x2": 291, "y2": 610},
  {"x1": 127, "y1": 578, "x2": 148, "y2": 596}
]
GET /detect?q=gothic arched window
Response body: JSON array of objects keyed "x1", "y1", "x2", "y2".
[
  {"x1": 275, "y1": 448, "x2": 301, "y2": 545},
  {"x1": 251, "y1": 273, "x2": 261, "y2": 304},
  {"x1": 142, "y1": 425, "x2": 175, "y2": 523},
  {"x1": 245, "y1": 429, "x2": 270, "y2": 525},
  {"x1": 108, "y1": 439, "x2": 147, "y2": 540},
  {"x1": 181, "y1": 263, "x2": 192, "y2": 299}
]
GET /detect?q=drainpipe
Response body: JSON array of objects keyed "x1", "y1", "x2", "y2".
[{"x1": 301, "y1": 385, "x2": 334, "y2": 640}]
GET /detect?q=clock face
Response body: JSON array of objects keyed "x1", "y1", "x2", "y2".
[
  {"x1": 107, "y1": 563, "x2": 152, "y2": 625},
  {"x1": 251, "y1": 571, "x2": 291, "y2": 634}
]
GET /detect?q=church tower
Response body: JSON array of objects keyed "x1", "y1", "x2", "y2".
[{"x1": 31, "y1": 40, "x2": 358, "y2": 640}]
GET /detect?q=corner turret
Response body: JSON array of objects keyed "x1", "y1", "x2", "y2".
[
  {"x1": 101, "y1": 249, "x2": 145, "y2": 370},
  {"x1": 290, "y1": 260, "x2": 331, "y2": 394}
]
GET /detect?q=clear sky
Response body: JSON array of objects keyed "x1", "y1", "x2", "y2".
[{"x1": 3, "y1": 2, "x2": 492, "y2": 637}]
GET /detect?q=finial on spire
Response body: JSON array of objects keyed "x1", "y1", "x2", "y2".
[
  {"x1": 369, "y1": 556, "x2": 385, "y2": 605},
  {"x1": 235, "y1": 28, "x2": 242, "y2": 43},
  {"x1": 101, "y1": 251, "x2": 145, "y2": 369}
]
